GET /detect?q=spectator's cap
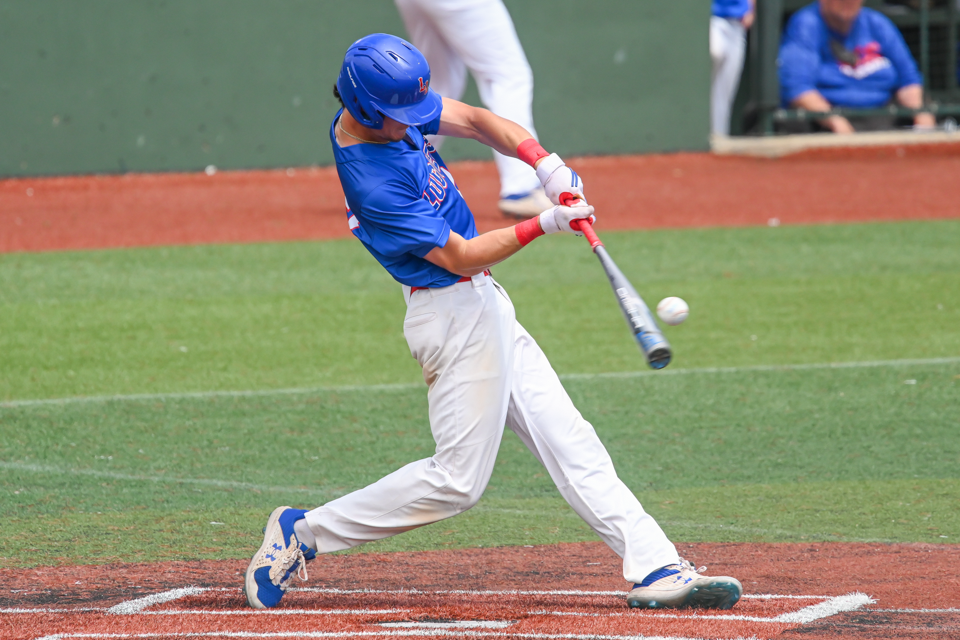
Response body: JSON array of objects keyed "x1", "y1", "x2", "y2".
[{"x1": 337, "y1": 33, "x2": 442, "y2": 130}]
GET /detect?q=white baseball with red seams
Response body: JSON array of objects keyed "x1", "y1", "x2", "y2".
[{"x1": 657, "y1": 297, "x2": 690, "y2": 326}]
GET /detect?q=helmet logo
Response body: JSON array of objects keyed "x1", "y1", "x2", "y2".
[{"x1": 418, "y1": 77, "x2": 429, "y2": 94}]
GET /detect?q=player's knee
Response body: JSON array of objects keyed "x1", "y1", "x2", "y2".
[{"x1": 445, "y1": 474, "x2": 489, "y2": 511}]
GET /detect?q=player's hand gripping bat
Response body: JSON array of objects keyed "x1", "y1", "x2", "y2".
[{"x1": 563, "y1": 196, "x2": 672, "y2": 369}]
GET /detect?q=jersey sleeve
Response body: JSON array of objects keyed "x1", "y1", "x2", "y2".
[
  {"x1": 778, "y1": 9, "x2": 822, "y2": 105},
  {"x1": 357, "y1": 181, "x2": 451, "y2": 259},
  {"x1": 873, "y1": 12, "x2": 922, "y2": 89}
]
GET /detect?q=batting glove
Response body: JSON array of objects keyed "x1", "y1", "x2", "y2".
[
  {"x1": 536, "y1": 153, "x2": 585, "y2": 206},
  {"x1": 539, "y1": 204, "x2": 596, "y2": 236}
]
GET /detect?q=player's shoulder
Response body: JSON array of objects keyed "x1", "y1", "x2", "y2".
[
  {"x1": 784, "y1": 4, "x2": 825, "y2": 41},
  {"x1": 858, "y1": 7, "x2": 899, "y2": 34},
  {"x1": 787, "y1": 3, "x2": 823, "y2": 28}
]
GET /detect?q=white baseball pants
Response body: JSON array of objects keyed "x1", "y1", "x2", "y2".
[
  {"x1": 710, "y1": 16, "x2": 747, "y2": 137},
  {"x1": 304, "y1": 273, "x2": 679, "y2": 584},
  {"x1": 394, "y1": 0, "x2": 542, "y2": 198}
]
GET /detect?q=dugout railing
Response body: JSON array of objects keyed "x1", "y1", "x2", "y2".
[{"x1": 738, "y1": 0, "x2": 960, "y2": 135}]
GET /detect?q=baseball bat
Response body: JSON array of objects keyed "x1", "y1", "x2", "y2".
[{"x1": 565, "y1": 198, "x2": 672, "y2": 369}]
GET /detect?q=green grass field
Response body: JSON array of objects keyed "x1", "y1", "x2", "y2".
[{"x1": 1, "y1": 220, "x2": 958, "y2": 567}]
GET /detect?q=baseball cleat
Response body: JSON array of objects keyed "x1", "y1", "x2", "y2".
[
  {"x1": 626, "y1": 558, "x2": 742, "y2": 610},
  {"x1": 243, "y1": 506, "x2": 316, "y2": 609},
  {"x1": 499, "y1": 187, "x2": 554, "y2": 219}
]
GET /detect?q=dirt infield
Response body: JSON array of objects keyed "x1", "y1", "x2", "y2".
[
  {"x1": 2, "y1": 143, "x2": 958, "y2": 253},
  {"x1": 1, "y1": 542, "x2": 957, "y2": 640}
]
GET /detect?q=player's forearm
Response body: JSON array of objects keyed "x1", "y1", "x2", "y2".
[
  {"x1": 424, "y1": 228, "x2": 525, "y2": 277},
  {"x1": 791, "y1": 90, "x2": 854, "y2": 133},
  {"x1": 436, "y1": 98, "x2": 533, "y2": 160},
  {"x1": 896, "y1": 84, "x2": 924, "y2": 109},
  {"x1": 896, "y1": 84, "x2": 936, "y2": 128},
  {"x1": 466, "y1": 110, "x2": 532, "y2": 159},
  {"x1": 425, "y1": 206, "x2": 594, "y2": 277}
]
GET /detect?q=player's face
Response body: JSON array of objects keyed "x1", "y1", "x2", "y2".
[
  {"x1": 377, "y1": 116, "x2": 409, "y2": 142},
  {"x1": 820, "y1": 0, "x2": 863, "y2": 26}
]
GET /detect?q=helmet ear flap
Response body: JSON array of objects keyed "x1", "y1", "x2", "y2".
[{"x1": 336, "y1": 67, "x2": 384, "y2": 129}]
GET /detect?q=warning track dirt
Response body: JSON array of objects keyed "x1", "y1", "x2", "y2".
[
  {"x1": 2, "y1": 144, "x2": 958, "y2": 254},
  {"x1": 2, "y1": 542, "x2": 957, "y2": 640}
]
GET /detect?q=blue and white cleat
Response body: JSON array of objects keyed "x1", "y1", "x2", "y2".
[
  {"x1": 626, "y1": 558, "x2": 742, "y2": 610},
  {"x1": 243, "y1": 506, "x2": 316, "y2": 609}
]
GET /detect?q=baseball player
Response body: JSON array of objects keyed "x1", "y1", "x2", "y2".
[
  {"x1": 393, "y1": 0, "x2": 551, "y2": 219},
  {"x1": 710, "y1": 0, "x2": 754, "y2": 136},
  {"x1": 244, "y1": 33, "x2": 742, "y2": 612}
]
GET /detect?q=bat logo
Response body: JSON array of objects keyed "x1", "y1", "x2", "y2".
[
  {"x1": 616, "y1": 287, "x2": 645, "y2": 330},
  {"x1": 418, "y1": 77, "x2": 429, "y2": 94}
]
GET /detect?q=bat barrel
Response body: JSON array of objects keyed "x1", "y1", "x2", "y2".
[{"x1": 594, "y1": 245, "x2": 673, "y2": 370}]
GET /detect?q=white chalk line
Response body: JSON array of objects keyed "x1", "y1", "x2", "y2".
[
  {"x1": 32, "y1": 633, "x2": 743, "y2": 640},
  {"x1": 4, "y1": 355, "x2": 958, "y2": 409},
  {"x1": 1, "y1": 382, "x2": 423, "y2": 410},
  {"x1": 106, "y1": 587, "x2": 204, "y2": 615},
  {"x1": 381, "y1": 621, "x2": 515, "y2": 629},
  {"x1": 533, "y1": 592, "x2": 874, "y2": 624},
  {"x1": 96, "y1": 586, "x2": 868, "y2": 626},
  {"x1": 873, "y1": 607, "x2": 960, "y2": 613},
  {"x1": 562, "y1": 356, "x2": 960, "y2": 381},
  {"x1": 0, "y1": 461, "x2": 323, "y2": 495},
  {"x1": 76, "y1": 586, "x2": 830, "y2": 621},
  {"x1": 773, "y1": 593, "x2": 874, "y2": 624},
  {"x1": 0, "y1": 607, "x2": 101, "y2": 613},
  {"x1": 215, "y1": 586, "x2": 827, "y2": 599},
  {"x1": 140, "y1": 608, "x2": 411, "y2": 616}
]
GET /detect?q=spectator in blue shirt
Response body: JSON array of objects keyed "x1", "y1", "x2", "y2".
[{"x1": 778, "y1": 0, "x2": 935, "y2": 133}]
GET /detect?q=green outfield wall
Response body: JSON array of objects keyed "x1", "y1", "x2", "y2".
[{"x1": 0, "y1": 0, "x2": 710, "y2": 177}]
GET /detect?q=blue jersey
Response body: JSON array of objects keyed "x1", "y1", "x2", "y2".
[
  {"x1": 330, "y1": 108, "x2": 479, "y2": 288},
  {"x1": 712, "y1": 0, "x2": 751, "y2": 19},
  {"x1": 779, "y1": 4, "x2": 922, "y2": 108}
]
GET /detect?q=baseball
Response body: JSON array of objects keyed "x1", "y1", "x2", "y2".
[{"x1": 656, "y1": 297, "x2": 689, "y2": 326}]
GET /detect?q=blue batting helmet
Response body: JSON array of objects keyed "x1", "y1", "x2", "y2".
[{"x1": 336, "y1": 33, "x2": 442, "y2": 130}]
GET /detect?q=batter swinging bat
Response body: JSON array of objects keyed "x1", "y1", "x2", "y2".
[{"x1": 564, "y1": 198, "x2": 672, "y2": 369}]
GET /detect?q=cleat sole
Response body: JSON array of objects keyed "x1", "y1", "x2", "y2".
[
  {"x1": 685, "y1": 581, "x2": 742, "y2": 610},
  {"x1": 627, "y1": 577, "x2": 742, "y2": 610}
]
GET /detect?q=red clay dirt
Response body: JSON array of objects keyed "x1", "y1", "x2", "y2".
[
  {"x1": 1, "y1": 542, "x2": 957, "y2": 640},
  {"x1": 2, "y1": 143, "x2": 959, "y2": 254}
]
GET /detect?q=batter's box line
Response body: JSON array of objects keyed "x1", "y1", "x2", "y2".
[
  {"x1": 99, "y1": 586, "x2": 832, "y2": 617},
  {"x1": 99, "y1": 585, "x2": 872, "y2": 624},
  {"x1": 9, "y1": 587, "x2": 828, "y2": 619},
  {"x1": 207, "y1": 586, "x2": 832, "y2": 598},
  {"x1": 531, "y1": 592, "x2": 875, "y2": 624},
  {"x1": 32, "y1": 632, "x2": 772, "y2": 640}
]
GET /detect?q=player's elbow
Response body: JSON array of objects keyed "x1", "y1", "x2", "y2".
[
  {"x1": 442, "y1": 263, "x2": 487, "y2": 278},
  {"x1": 424, "y1": 235, "x2": 486, "y2": 277}
]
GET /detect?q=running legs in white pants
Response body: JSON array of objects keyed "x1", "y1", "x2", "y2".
[
  {"x1": 394, "y1": 0, "x2": 542, "y2": 198},
  {"x1": 303, "y1": 274, "x2": 679, "y2": 583},
  {"x1": 710, "y1": 16, "x2": 747, "y2": 137}
]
